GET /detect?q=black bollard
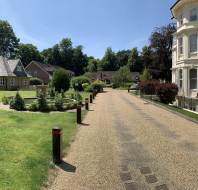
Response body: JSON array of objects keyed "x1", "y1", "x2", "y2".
[
  {"x1": 90, "y1": 94, "x2": 93, "y2": 103},
  {"x1": 52, "y1": 127, "x2": 62, "y2": 164},
  {"x1": 85, "y1": 98, "x2": 89, "y2": 110},
  {"x1": 77, "y1": 105, "x2": 81, "y2": 124},
  {"x1": 92, "y1": 92, "x2": 95, "y2": 99}
]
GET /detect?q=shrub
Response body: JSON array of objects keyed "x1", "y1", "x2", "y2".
[
  {"x1": 140, "y1": 80, "x2": 160, "y2": 95},
  {"x1": 55, "y1": 94, "x2": 64, "y2": 111},
  {"x1": 140, "y1": 68, "x2": 152, "y2": 81},
  {"x1": 52, "y1": 69, "x2": 70, "y2": 93},
  {"x1": 37, "y1": 94, "x2": 49, "y2": 112},
  {"x1": 156, "y1": 83, "x2": 178, "y2": 104},
  {"x1": 2, "y1": 96, "x2": 9, "y2": 105},
  {"x1": 90, "y1": 80, "x2": 104, "y2": 93},
  {"x1": 71, "y1": 76, "x2": 91, "y2": 91},
  {"x1": 48, "y1": 88, "x2": 56, "y2": 98},
  {"x1": 82, "y1": 83, "x2": 89, "y2": 91},
  {"x1": 30, "y1": 77, "x2": 43, "y2": 85},
  {"x1": 9, "y1": 92, "x2": 25, "y2": 111},
  {"x1": 28, "y1": 102, "x2": 38, "y2": 112}
]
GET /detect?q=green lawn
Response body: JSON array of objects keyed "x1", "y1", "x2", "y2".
[
  {"x1": 0, "y1": 110, "x2": 76, "y2": 190},
  {"x1": 0, "y1": 90, "x2": 36, "y2": 101}
]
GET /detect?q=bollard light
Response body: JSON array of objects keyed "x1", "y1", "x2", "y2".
[
  {"x1": 77, "y1": 105, "x2": 81, "y2": 124},
  {"x1": 52, "y1": 127, "x2": 62, "y2": 164}
]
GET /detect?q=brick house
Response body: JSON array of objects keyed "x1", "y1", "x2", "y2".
[
  {"x1": 0, "y1": 56, "x2": 29, "y2": 90},
  {"x1": 25, "y1": 61, "x2": 74, "y2": 84}
]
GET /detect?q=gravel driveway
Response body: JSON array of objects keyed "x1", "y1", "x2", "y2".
[{"x1": 48, "y1": 89, "x2": 198, "y2": 190}]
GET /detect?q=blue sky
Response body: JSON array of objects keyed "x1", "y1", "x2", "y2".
[{"x1": 0, "y1": 0, "x2": 175, "y2": 58}]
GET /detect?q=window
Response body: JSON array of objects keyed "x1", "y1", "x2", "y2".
[
  {"x1": 16, "y1": 65, "x2": 22, "y2": 72},
  {"x1": 24, "y1": 79, "x2": 28, "y2": 86},
  {"x1": 190, "y1": 69, "x2": 197, "y2": 89},
  {"x1": 190, "y1": 8, "x2": 197, "y2": 21},
  {"x1": 34, "y1": 71, "x2": 38, "y2": 77},
  {"x1": 179, "y1": 14, "x2": 183, "y2": 26},
  {"x1": 178, "y1": 37, "x2": 183, "y2": 55},
  {"x1": 189, "y1": 33, "x2": 197, "y2": 53},
  {"x1": 0, "y1": 78, "x2": 5, "y2": 86},
  {"x1": 179, "y1": 69, "x2": 183, "y2": 88},
  {"x1": 10, "y1": 78, "x2": 15, "y2": 86}
]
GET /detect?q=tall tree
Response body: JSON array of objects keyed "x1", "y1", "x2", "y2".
[
  {"x1": 128, "y1": 48, "x2": 143, "y2": 72},
  {"x1": 17, "y1": 43, "x2": 42, "y2": 67},
  {"x1": 141, "y1": 46, "x2": 153, "y2": 69},
  {"x1": 72, "y1": 45, "x2": 87, "y2": 75},
  {"x1": 150, "y1": 23, "x2": 176, "y2": 81},
  {"x1": 116, "y1": 50, "x2": 130, "y2": 68},
  {"x1": 0, "y1": 20, "x2": 19, "y2": 58},
  {"x1": 87, "y1": 58, "x2": 98, "y2": 72},
  {"x1": 99, "y1": 48, "x2": 117, "y2": 71}
]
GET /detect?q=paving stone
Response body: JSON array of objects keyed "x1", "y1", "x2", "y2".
[
  {"x1": 155, "y1": 184, "x2": 169, "y2": 190},
  {"x1": 139, "y1": 167, "x2": 152, "y2": 175},
  {"x1": 145, "y1": 174, "x2": 158, "y2": 184},
  {"x1": 124, "y1": 182, "x2": 138, "y2": 190},
  {"x1": 120, "y1": 172, "x2": 132, "y2": 181}
]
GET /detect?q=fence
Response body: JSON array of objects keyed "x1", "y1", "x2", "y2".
[{"x1": 176, "y1": 96, "x2": 198, "y2": 112}]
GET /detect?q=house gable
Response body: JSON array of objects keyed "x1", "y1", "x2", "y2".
[{"x1": 13, "y1": 60, "x2": 28, "y2": 77}]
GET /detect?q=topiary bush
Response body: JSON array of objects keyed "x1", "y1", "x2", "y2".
[
  {"x1": 52, "y1": 69, "x2": 70, "y2": 93},
  {"x1": 91, "y1": 80, "x2": 104, "y2": 92},
  {"x1": 156, "y1": 83, "x2": 178, "y2": 104},
  {"x1": 9, "y1": 92, "x2": 25, "y2": 111},
  {"x1": 71, "y1": 76, "x2": 91, "y2": 91},
  {"x1": 140, "y1": 80, "x2": 160, "y2": 95},
  {"x1": 30, "y1": 77, "x2": 43, "y2": 85},
  {"x1": 37, "y1": 94, "x2": 49, "y2": 112}
]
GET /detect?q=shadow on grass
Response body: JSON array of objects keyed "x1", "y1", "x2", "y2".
[{"x1": 58, "y1": 161, "x2": 76, "y2": 173}]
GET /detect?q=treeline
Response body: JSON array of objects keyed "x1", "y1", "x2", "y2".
[{"x1": 0, "y1": 20, "x2": 176, "y2": 81}]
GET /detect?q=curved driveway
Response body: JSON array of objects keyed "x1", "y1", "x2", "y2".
[{"x1": 49, "y1": 89, "x2": 198, "y2": 190}]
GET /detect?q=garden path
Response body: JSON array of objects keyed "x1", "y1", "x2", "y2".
[{"x1": 48, "y1": 89, "x2": 198, "y2": 190}]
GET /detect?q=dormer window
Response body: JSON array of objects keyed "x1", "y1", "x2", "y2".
[{"x1": 190, "y1": 8, "x2": 197, "y2": 21}]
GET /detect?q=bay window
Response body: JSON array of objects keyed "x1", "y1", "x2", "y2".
[{"x1": 179, "y1": 69, "x2": 183, "y2": 88}]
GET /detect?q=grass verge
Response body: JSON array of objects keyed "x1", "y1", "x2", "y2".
[
  {"x1": 0, "y1": 110, "x2": 76, "y2": 190},
  {"x1": 130, "y1": 92, "x2": 198, "y2": 122}
]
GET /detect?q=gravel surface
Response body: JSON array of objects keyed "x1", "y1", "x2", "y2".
[{"x1": 48, "y1": 89, "x2": 198, "y2": 190}]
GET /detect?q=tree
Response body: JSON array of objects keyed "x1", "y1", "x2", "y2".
[
  {"x1": 87, "y1": 58, "x2": 98, "y2": 72},
  {"x1": 112, "y1": 66, "x2": 131, "y2": 87},
  {"x1": 141, "y1": 46, "x2": 153, "y2": 69},
  {"x1": 52, "y1": 69, "x2": 70, "y2": 92},
  {"x1": 17, "y1": 43, "x2": 42, "y2": 67},
  {"x1": 150, "y1": 23, "x2": 176, "y2": 81},
  {"x1": 115, "y1": 50, "x2": 130, "y2": 68},
  {"x1": 0, "y1": 20, "x2": 19, "y2": 58},
  {"x1": 128, "y1": 48, "x2": 143, "y2": 72},
  {"x1": 99, "y1": 48, "x2": 117, "y2": 71},
  {"x1": 140, "y1": 68, "x2": 152, "y2": 81},
  {"x1": 72, "y1": 45, "x2": 87, "y2": 75}
]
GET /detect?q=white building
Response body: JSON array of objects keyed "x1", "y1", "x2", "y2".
[{"x1": 171, "y1": 0, "x2": 198, "y2": 98}]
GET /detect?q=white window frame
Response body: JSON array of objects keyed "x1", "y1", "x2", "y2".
[
  {"x1": 190, "y1": 8, "x2": 197, "y2": 22},
  {"x1": 34, "y1": 71, "x2": 38, "y2": 77},
  {"x1": 189, "y1": 69, "x2": 197, "y2": 90},
  {"x1": 189, "y1": 33, "x2": 198, "y2": 55},
  {"x1": 178, "y1": 37, "x2": 183, "y2": 57},
  {"x1": 23, "y1": 79, "x2": 28, "y2": 86},
  {"x1": 16, "y1": 65, "x2": 22, "y2": 72}
]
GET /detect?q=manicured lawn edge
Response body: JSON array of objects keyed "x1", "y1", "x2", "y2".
[{"x1": 130, "y1": 93, "x2": 198, "y2": 124}]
